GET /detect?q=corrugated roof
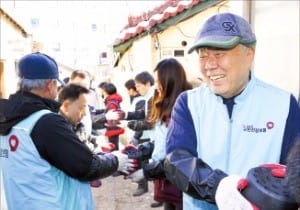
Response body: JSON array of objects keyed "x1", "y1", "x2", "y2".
[
  {"x1": 0, "y1": 7, "x2": 29, "y2": 37},
  {"x1": 114, "y1": 0, "x2": 202, "y2": 45}
]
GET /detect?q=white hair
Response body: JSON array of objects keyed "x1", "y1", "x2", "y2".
[{"x1": 18, "y1": 78, "x2": 52, "y2": 91}]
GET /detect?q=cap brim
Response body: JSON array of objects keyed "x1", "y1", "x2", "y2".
[
  {"x1": 57, "y1": 78, "x2": 66, "y2": 87},
  {"x1": 188, "y1": 36, "x2": 242, "y2": 54}
]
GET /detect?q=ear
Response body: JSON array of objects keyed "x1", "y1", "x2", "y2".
[
  {"x1": 45, "y1": 79, "x2": 52, "y2": 91},
  {"x1": 45, "y1": 79, "x2": 56, "y2": 92},
  {"x1": 60, "y1": 100, "x2": 70, "y2": 113},
  {"x1": 246, "y1": 47, "x2": 255, "y2": 68},
  {"x1": 247, "y1": 47, "x2": 255, "y2": 59}
]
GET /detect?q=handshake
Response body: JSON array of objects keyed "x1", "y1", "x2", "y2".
[
  {"x1": 105, "y1": 110, "x2": 126, "y2": 121},
  {"x1": 112, "y1": 142, "x2": 155, "y2": 182},
  {"x1": 110, "y1": 145, "x2": 141, "y2": 177},
  {"x1": 216, "y1": 164, "x2": 299, "y2": 210},
  {"x1": 92, "y1": 110, "x2": 126, "y2": 129}
]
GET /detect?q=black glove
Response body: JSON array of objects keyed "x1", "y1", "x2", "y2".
[
  {"x1": 127, "y1": 120, "x2": 153, "y2": 131},
  {"x1": 92, "y1": 113, "x2": 106, "y2": 124},
  {"x1": 127, "y1": 121, "x2": 138, "y2": 130},
  {"x1": 127, "y1": 141, "x2": 154, "y2": 163},
  {"x1": 116, "y1": 110, "x2": 126, "y2": 120}
]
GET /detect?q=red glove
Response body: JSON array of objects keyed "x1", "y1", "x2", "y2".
[
  {"x1": 122, "y1": 144, "x2": 138, "y2": 155},
  {"x1": 259, "y1": 163, "x2": 286, "y2": 178},
  {"x1": 239, "y1": 163, "x2": 297, "y2": 210},
  {"x1": 105, "y1": 127, "x2": 125, "y2": 137},
  {"x1": 100, "y1": 143, "x2": 115, "y2": 153},
  {"x1": 116, "y1": 110, "x2": 126, "y2": 120}
]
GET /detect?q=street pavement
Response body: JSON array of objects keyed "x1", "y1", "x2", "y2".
[{"x1": 92, "y1": 174, "x2": 163, "y2": 210}]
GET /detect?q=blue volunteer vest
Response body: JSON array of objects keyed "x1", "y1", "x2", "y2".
[
  {"x1": 183, "y1": 76, "x2": 290, "y2": 210},
  {"x1": 151, "y1": 121, "x2": 168, "y2": 161},
  {"x1": 0, "y1": 110, "x2": 94, "y2": 210}
]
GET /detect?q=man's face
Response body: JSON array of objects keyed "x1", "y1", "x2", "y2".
[
  {"x1": 127, "y1": 88, "x2": 136, "y2": 97},
  {"x1": 198, "y1": 44, "x2": 254, "y2": 98},
  {"x1": 135, "y1": 81, "x2": 151, "y2": 96},
  {"x1": 61, "y1": 93, "x2": 88, "y2": 126}
]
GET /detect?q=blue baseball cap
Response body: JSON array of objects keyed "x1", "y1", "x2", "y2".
[
  {"x1": 188, "y1": 13, "x2": 256, "y2": 53},
  {"x1": 18, "y1": 52, "x2": 64, "y2": 85}
]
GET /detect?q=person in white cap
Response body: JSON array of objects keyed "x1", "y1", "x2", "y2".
[
  {"x1": 0, "y1": 52, "x2": 135, "y2": 210},
  {"x1": 161, "y1": 13, "x2": 300, "y2": 210}
]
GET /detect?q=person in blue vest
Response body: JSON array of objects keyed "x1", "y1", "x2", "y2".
[
  {"x1": 161, "y1": 13, "x2": 300, "y2": 210},
  {"x1": 126, "y1": 58, "x2": 193, "y2": 210},
  {"x1": 0, "y1": 52, "x2": 134, "y2": 210}
]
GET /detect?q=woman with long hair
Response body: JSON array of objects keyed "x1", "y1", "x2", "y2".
[
  {"x1": 149, "y1": 58, "x2": 192, "y2": 210},
  {"x1": 126, "y1": 58, "x2": 192, "y2": 210}
]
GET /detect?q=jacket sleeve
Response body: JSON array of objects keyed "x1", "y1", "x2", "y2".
[
  {"x1": 126, "y1": 110, "x2": 145, "y2": 120},
  {"x1": 126, "y1": 99, "x2": 145, "y2": 120},
  {"x1": 81, "y1": 153, "x2": 118, "y2": 181},
  {"x1": 143, "y1": 160, "x2": 165, "y2": 180},
  {"x1": 280, "y1": 94, "x2": 300, "y2": 164},
  {"x1": 91, "y1": 112, "x2": 106, "y2": 130},
  {"x1": 164, "y1": 149, "x2": 227, "y2": 203},
  {"x1": 31, "y1": 113, "x2": 117, "y2": 181},
  {"x1": 164, "y1": 92, "x2": 227, "y2": 203},
  {"x1": 128, "y1": 119, "x2": 154, "y2": 131}
]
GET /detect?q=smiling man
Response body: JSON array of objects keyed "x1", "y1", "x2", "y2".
[{"x1": 163, "y1": 13, "x2": 300, "y2": 210}]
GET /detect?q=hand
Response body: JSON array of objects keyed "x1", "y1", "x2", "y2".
[
  {"x1": 127, "y1": 121, "x2": 136, "y2": 130},
  {"x1": 116, "y1": 109, "x2": 126, "y2": 120},
  {"x1": 127, "y1": 169, "x2": 145, "y2": 183},
  {"x1": 135, "y1": 141, "x2": 154, "y2": 161},
  {"x1": 129, "y1": 138, "x2": 139, "y2": 146},
  {"x1": 104, "y1": 127, "x2": 125, "y2": 137},
  {"x1": 125, "y1": 142, "x2": 154, "y2": 162},
  {"x1": 120, "y1": 159, "x2": 139, "y2": 175},
  {"x1": 100, "y1": 142, "x2": 115, "y2": 153},
  {"x1": 259, "y1": 163, "x2": 286, "y2": 178},
  {"x1": 121, "y1": 144, "x2": 141, "y2": 173},
  {"x1": 122, "y1": 144, "x2": 138, "y2": 155},
  {"x1": 216, "y1": 175, "x2": 259, "y2": 210},
  {"x1": 105, "y1": 110, "x2": 120, "y2": 121},
  {"x1": 105, "y1": 110, "x2": 126, "y2": 121},
  {"x1": 111, "y1": 150, "x2": 137, "y2": 172},
  {"x1": 111, "y1": 150, "x2": 128, "y2": 171}
]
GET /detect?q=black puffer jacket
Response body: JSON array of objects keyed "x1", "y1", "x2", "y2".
[{"x1": 0, "y1": 90, "x2": 118, "y2": 181}]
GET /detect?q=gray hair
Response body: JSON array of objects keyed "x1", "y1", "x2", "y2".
[{"x1": 19, "y1": 78, "x2": 52, "y2": 91}]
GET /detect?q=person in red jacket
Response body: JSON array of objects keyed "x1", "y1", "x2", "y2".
[{"x1": 102, "y1": 82, "x2": 125, "y2": 151}]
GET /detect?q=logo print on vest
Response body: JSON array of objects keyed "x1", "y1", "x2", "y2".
[
  {"x1": 243, "y1": 121, "x2": 275, "y2": 133},
  {"x1": 222, "y1": 21, "x2": 236, "y2": 33},
  {"x1": 9, "y1": 135, "x2": 19, "y2": 151},
  {"x1": 266, "y1": 121, "x2": 274, "y2": 129}
]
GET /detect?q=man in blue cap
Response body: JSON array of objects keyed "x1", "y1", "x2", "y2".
[
  {"x1": 162, "y1": 13, "x2": 300, "y2": 210},
  {"x1": 0, "y1": 52, "x2": 134, "y2": 210}
]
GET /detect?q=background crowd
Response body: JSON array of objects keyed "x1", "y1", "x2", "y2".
[{"x1": 0, "y1": 12, "x2": 299, "y2": 210}]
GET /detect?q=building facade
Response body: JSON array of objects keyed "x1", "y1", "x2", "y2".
[{"x1": 113, "y1": 0, "x2": 299, "y2": 99}]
